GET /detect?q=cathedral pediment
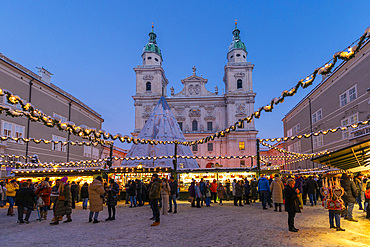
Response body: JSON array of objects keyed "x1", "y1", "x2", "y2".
[{"x1": 172, "y1": 67, "x2": 218, "y2": 97}]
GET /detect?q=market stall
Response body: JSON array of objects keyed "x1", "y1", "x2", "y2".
[{"x1": 178, "y1": 168, "x2": 256, "y2": 192}]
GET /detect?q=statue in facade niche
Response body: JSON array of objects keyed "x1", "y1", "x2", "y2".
[{"x1": 170, "y1": 87, "x2": 174, "y2": 96}]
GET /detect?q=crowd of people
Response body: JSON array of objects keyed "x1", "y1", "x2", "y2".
[
  {"x1": 0, "y1": 172, "x2": 369, "y2": 231},
  {"x1": 184, "y1": 173, "x2": 370, "y2": 232}
]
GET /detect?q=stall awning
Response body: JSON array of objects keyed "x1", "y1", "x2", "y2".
[{"x1": 312, "y1": 140, "x2": 370, "y2": 172}]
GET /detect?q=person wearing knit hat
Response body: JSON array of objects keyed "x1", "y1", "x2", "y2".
[{"x1": 50, "y1": 176, "x2": 72, "y2": 225}]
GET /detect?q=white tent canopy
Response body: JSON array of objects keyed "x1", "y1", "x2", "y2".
[{"x1": 121, "y1": 97, "x2": 199, "y2": 169}]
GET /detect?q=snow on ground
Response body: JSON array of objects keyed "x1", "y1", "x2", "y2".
[{"x1": 0, "y1": 200, "x2": 369, "y2": 247}]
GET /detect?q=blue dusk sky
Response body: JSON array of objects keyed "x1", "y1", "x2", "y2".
[{"x1": 1, "y1": 1, "x2": 369, "y2": 149}]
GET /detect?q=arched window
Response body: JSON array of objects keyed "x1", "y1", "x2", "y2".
[
  {"x1": 146, "y1": 82, "x2": 151, "y2": 91},
  {"x1": 192, "y1": 120, "x2": 198, "y2": 131},
  {"x1": 237, "y1": 79, "x2": 242, "y2": 89}
]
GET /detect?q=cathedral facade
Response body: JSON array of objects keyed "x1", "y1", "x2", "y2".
[{"x1": 132, "y1": 24, "x2": 258, "y2": 168}]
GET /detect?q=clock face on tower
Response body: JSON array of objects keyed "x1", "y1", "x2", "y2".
[{"x1": 237, "y1": 104, "x2": 245, "y2": 113}]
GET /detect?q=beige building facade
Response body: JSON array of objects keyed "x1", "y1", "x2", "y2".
[
  {"x1": 282, "y1": 41, "x2": 370, "y2": 170},
  {"x1": 0, "y1": 53, "x2": 104, "y2": 167},
  {"x1": 133, "y1": 25, "x2": 258, "y2": 168}
]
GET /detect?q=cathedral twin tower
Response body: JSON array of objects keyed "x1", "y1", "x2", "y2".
[{"x1": 132, "y1": 23, "x2": 258, "y2": 168}]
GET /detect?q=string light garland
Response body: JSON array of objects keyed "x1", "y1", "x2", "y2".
[
  {"x1": 280, "y1": 167, "x2": 323, "y2": 174},
  {"x1": 113, "y1": 155, "x2": 256, "y2": 161},
  {"x1": 261, "y1": 155, "x2": 300, "y2": 160},
  {"x1": 12, "y1": 166, "x2": 102, "y2": 174},
  {"x1": 0, "y1": 98, "x2": 188, "y2": 145},
  {"x1": 283, "y1": 156, "x2": 312, "y2": 166},
  {"x1": 260, "y1": 120, "x2": 369, "y2": 142},
  {"x1": 1, "y1": 154, "x2": 30, "y2": 160},
  {"x1": 0, "y1": 136, "x2": 111, "y2": 146},
  {"x1": 260, "y1": 140, "x2": 330, "y2": 157}
]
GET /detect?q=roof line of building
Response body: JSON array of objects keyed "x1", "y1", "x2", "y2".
[
  {"x1": 283, "y1": 39, "x2": 370, "y2": 120},
  {"x1": 0, "y1": 52, "x2": 103, "y2": 121}
]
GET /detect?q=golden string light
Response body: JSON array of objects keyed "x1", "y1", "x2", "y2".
[
  {"x1": 0, "y1": 136, "x2": 110, "y2": 146},
  {"x1": 114, "y1": 155, "x2": 256, "y2": 161},
  {"x1": 261, "y1": 155, "x2": 300, "y2": 160},
  {"x1": 1, "y1": 154, "x2": 30, "y2": 160},
  {"x1": 260, "y1": 140, "x2": 330, "y2": 158},
  {"x1": 260, "y1": 120, "x2": 369, "y2": 142}
]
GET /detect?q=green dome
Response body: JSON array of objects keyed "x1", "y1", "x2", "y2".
[
  {"x1": 143, "y1": 30, "x2": 162, "y2": 58},
  {"x1": 228, "y1": 26, "x2": 247, "y2": 52}
]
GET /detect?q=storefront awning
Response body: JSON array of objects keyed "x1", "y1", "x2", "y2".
[{"x1": 311, "y1": 140, "x2": 370, "y2": 172}]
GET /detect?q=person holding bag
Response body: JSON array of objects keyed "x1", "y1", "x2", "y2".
[
  {"x1": 36, "y1": 181, "x2": 51, "y2": 220},
  {"x1": 50, "y1": 177, "x2": 72, "y2": 225},
  {"x1": 88, "y1": 176, "x2": 105, "y2": 223}
]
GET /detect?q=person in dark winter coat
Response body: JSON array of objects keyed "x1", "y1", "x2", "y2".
[
  {"x1": 243, "y1": 178, "x2": 250, "y2": 205},
  {"x1": 105, "y1": 179, "x2": 119, "y2": 221},
  {"x1": 199, "y1": 178, "x2": 206, "y2": 206},
  {"x1": 189, "y1": 180, "x2": 196, "y2": 207},
  {"x1": 340, "y1": 173, "x2": 358, "y2": 221},
  {"x1": 80, "y1": 183, "x2": 89, "y2": 210},
  {"x1": 294, "y1": 175, "x2": 304, "y2": 209},
  {"x1": 136, "y1": 179, "x2": 143, "y2": 206},
  {"x1": 149, "y1": 174, "x2": 161, "y2": 226},
  {"x1": 225, "y1": 180, "x2": 231, "y2": 201},
  {"x1": 15, "y1": 182, "x2": 36, "y2": 224},
  {"x1": 128, "y1": 181, "x2": 137, "y2": 208},
  {"x1": 306, "y1": 176, "x2": 318, "y2": 206},
  {"x1": 250, "y1": 177, "x2": 258, "y2": 203},
  {"x1": 284, "y1": 178, "x2": 301, "y2": 232},
  {"x1": 70, "y1": 181, "x2": 78, "y2": 209},
  {"x1": 235, "y1": 181, "x2": 243, "y2": 206},
  {"x1": 168, "y1": 176, "x2": 178, "y2": 213}
]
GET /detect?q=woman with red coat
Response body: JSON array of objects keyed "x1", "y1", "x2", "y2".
[
  {"x1": 211, "y1": 179, "x2": 218, "y2": 203},
  {"x1": 36, "y1": 181, "x2": 51, "y2": 220}
]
